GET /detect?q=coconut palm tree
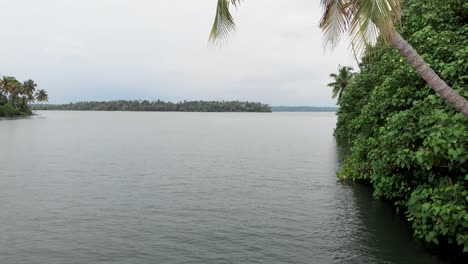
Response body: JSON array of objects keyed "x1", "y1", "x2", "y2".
[
  {"x1": 22, "y1": 79, "x2": 37, "y2": 103},
  {"x1": 27, "y1": 94, "x2": 35, "y2": 103},
  {"x1": 35, "y1": 89, "x2": 48, "y2": 103},
  {"x1": 328, "y1": 65, "x2": 355, "y2": 102},
  {"x1": 2, "y1": 77, "x2": 23, "y2": 107},
  {"x1": 0, "y1": 77, "x2": 6, "y2": 96},
  {"x1": 208, "y1": 0, "x2": 468, "y2": 115},
  {"x1": 0, "y1": 76, "x2": 19, "y2": 96}
]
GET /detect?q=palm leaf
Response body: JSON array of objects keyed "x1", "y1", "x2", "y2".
[
  {"x1": 319, "y1": 0, "x2": 351, "y2": 48},
  {"x1": 209, "y1": 0, "x2": 242, "y2": 43},
  {"x1": 320, "y1": 0, "x2": 402, "y2": 55}
]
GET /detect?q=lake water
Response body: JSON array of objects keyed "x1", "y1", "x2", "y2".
[{"x1": 0, "y1": 111, "x2": 450, "y2": 264}]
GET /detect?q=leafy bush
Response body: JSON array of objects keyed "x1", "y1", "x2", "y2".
[
  {"x1": 336, "y1": 0, "x2": 468, "y2": 253},
  {"x1": 0, "y1": 102, "x2": 21, "y2": 117}
]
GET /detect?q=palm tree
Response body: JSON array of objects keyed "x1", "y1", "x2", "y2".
[
  {"x1": 0, "y1": 77, "x2": 6, "y2": 96},
  {"x1": 0, "y1": 76, "x2": 19, "y2": 96},
  {"x1": 26, "y1": 94, "x2": 35, "y2": 103},
  {"x1": 35, "y1": 89, "x2": 48, "y2": 104},
  {"x1": 208, "y1": 0, "x2": 468, "y2": 115},
  {"x1": 1, "y1": 77, "x2": 23, "y2": 108},
  {"x1": 328, "y1": 65, "x2": 355, "y2": 102},
  {"x1": 22, "y1": 79, "x2": 37, "y2": 103}
]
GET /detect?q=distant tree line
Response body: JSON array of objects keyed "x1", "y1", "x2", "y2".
[
  {"x1": 32, "y1": 100, "x2": 272, "y2": 112},
  {"x1": 0, "y1": 76, "x2": 48, "y2": 117},
  {"x1": 271, "y1": 106, "x2": 338, "y2": 112}
]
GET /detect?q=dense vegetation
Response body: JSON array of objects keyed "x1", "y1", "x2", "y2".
[
  {"x1": 334, "y1": 0, "x2": 468, "y2": 254},
  {"x1": 0, "y1": 76, "x2": 48, "y2": 117},
  {"x1": 33, "y1": 100, "x2": 271, "y2": 112}
]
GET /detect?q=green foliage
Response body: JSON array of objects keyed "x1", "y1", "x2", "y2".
[
  {"x1": 335, "y1": 0, "x2": 468, "y2": 254},
  {"x1": 0, "y1": 102, "x2": 22, "y2": 117},
  {"x1": 33, "y1": 100, "x2": 272, "y2": 113},
  {"x1": 0, "y1": 75, "x2": 43, "y2": 117},
  {"x1": 407, "y1": 182, "x2": 468, "y2": 250}
]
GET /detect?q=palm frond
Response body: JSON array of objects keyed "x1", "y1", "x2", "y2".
[
  {"x1": 319, "y1": 0, "x2": 351, "y2": 48},
  {"x1": 320, "y1": 0, "x2": 402, "y2": 55},
  {"x1": 209, "y1": 0, "x2": 242, "y2": 43},
  {"x1": 332, "y1": 86, "x2": 341, "y2": 99},
  {"x1": 348, "y1": 0, "x2": 402, "y2": 54}
]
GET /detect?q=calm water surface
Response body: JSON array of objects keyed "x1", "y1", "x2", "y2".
[{"x1": 0, "y1": 111, "x2": 448, "y2": 264}]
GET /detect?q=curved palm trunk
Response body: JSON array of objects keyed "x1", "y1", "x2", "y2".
[
  {"x1": 389, "y1": 30, "x2": 468, "y2": 115},
  {"x1": 338, "y1": 86, "x2": 345, "y2": 101}
]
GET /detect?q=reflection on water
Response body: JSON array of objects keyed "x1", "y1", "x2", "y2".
[{"x1": 334, "y1": 138, "x2": 453, "y2": 264}]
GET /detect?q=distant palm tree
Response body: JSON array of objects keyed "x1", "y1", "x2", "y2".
[
  {"x1": 27, "y1": 94, "x2": 35, "y2": 103},
  {"x1": 2, "y1": 77, "x2": 23, "y2": 108},
  {"x1": 328, "y1": 65, "x2": 355, "y2": 102},
  {"x1": 208, "y1": 0, "x2": 468, "y2": 115},
  {"x1": 35, "y1": 89, "x2": 48, "y2": 103},
  {"x1": 22, "y1": 79, "x2": 37, "y2": 103},
  {"x1": 0, "y1": 77, "x2": 6, "y2": 95},
  {"x1": 0, "y1": 76, "x2": 20, "y2": 96}
]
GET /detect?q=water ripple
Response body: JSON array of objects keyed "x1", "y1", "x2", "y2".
[{"x1": 0, "y1": 112, "x2": 449, "y2": 264}]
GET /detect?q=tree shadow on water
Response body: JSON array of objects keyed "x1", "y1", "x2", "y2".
[{"x1": 333, "y1": 138, "x2": 454, "y2": 264}]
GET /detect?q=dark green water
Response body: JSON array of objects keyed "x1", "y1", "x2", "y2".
[{"x1": 0, "y1": 111, "x2": 450, "y2": 263}]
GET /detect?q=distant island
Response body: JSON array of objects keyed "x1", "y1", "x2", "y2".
[
  {"x1": 32, "y1": 100, "x2": 272, "y2": 113},
  {"x1": 1, "y1": 76, "x2": 48, "y2": 117},
  {"x1": 31, "y1": 101, "x2": 342, "y2": 113},
  {"x1": 271, "y1": 106, "x2": 338, "y2": 112}
]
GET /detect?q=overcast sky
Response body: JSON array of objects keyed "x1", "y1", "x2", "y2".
[{"x1": 0, "y1": 0, "x2": 356, "y2": 106}]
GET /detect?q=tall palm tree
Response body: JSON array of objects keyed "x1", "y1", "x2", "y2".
[
  {"x1": 208, "y1": 0, "x2": 468, "y2": 115},
  {"x1": 22, "y1": 79, "x2": 37, "y2": 103},
  {"x1": 35, "y1": 89, "x2": 48, "y2": 104},
  {"x1": 328, "y1": 65, "x2": 355, "y2": 102}
]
